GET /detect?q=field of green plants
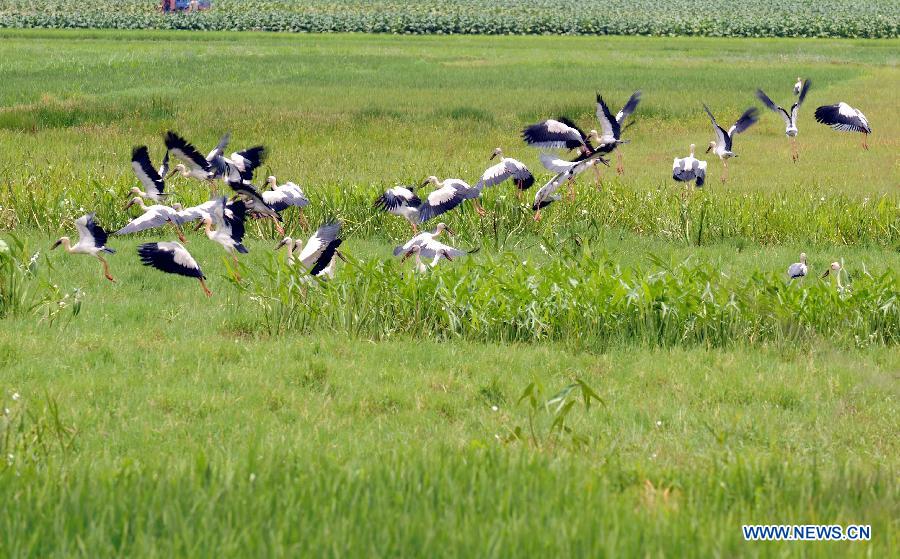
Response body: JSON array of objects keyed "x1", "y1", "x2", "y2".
[
  {"x1": 1, "y1": 0, "x2": 898, "y2": 38},
  {"x1": 1, "y1": 29, "x2": 898, "y2": 556}
]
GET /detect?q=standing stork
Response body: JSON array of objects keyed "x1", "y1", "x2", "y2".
[
  {"x1": 137, "y1": 241, "x2": 211, "y2": 297},
  {"x1": 117, "y1": 197, "x2": 186, "y2": 242},
  {"x1": 275, "y1": 221, "x2": 345, "y2": 279},
  {"x1": 814, "y1": 103, "x2": 872, "y2": 150},
  {"x1": 51, "y1": 213, "x2": 116, "y2": 282},
  {"x1": 703, "y1": 104, "x2": 759, "y2": 182},
  {"x1": 821, "y1": 261, "x2": 845, "y2": 290},
  {"x1": 203, "y1": 197, "x2": 249, "y2": 279},
  {"x1": 591, "y1": 91, "x2": 641, "y2": 175},
  {"x1": 756, "y1": 79, "x2": 811, "y2": 162},
  {"x1": 129, "y1": 146, "x2": 170, "y2": 202},
  {"x1": 475, "y1": 148, "x2": 534, "y2": 202},
  {"x1": 532, "y1": 153, "x2": 604, "y2": 220},
  {"x1": 788, "y1": 253, "x2": 808, "y2": 279},
  {"x1": 672, "y1": 144, "x2": 707, "y2": 189}
]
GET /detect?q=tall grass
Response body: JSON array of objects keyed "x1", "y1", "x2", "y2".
[{"x1": 234, "y1": 251, "x2": 898, "y2": 348}]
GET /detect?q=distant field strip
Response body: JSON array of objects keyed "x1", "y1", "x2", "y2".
[{"x1": 0, "y1": 1, "x2": 897, "y2": 38}]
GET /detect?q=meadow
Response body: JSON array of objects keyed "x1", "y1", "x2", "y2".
[{"x1": 0, "y1": 30, "x2": 898, "y2": 557}]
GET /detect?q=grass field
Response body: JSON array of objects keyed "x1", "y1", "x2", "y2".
[{"x1": 1, "y1": 30, "x2": 898, "y2": 557}]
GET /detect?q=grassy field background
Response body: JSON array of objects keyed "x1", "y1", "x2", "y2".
[{"x1": 0, "y1": 30, "x2": 898, "y2": 557}]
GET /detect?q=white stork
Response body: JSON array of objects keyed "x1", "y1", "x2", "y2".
[
  {"x1": 532, "y1": 153, "x2": 603, "y2": 220},
  {"x1": 129, "y1": 146, "x2": 170, "y2": 202},
  {"x1": 522, "y1": 117, "x2": 601, "y2": 157},
  {"x1": 275, "y1": 222, "x2": 345, "y2": 279},
  {"x1": 211, "y1": 145, "x2": 267, "y2": 183},
  {"x1": 821, "y1": 261, "x2": 845, "y2": 290},
  {"x1": 137, "y1": 241, "x2": 211, "y2": 297},
  {"x1": 703, "y1": 104, "x2": 759, "y2": 182},
  {"x1": 51, "y1": 213, "x2": 116, "y2": 282},
  {"x1": 396, "y1": 238, "x2": 472, "y2": 273},
  {"x1": 257, "y1": 176, "x2": 310, "y2": 232},
  {"x1": 118, "y1": 197, "x2": 186, "y2": 243},
  {"x1": 203, "y1": 197, "x2": 249, "y2": 279},
  {"x1": 814, "y1": 103, "x2": 872, "y2": 150},
  {"x1": 422, "y1": 176, "x2": 483, "y2": 216},
  {"x1": 787, "y1": 253, "x2": 808, "y2": 279},
  {"x1": 756, "y1": 79, "x2": 811, "y2": 161},
  {"x1": 672, "y1": 144, "x2": 707, "y2": 189},
  {"x1": 165, "y1": 130, "x2": 215, "y2": 182},
  {"x1": 175, "y1": 199, "x2": 219, "y2": 230},
  {"x1": 475, "y1": 148, "x2": 534, "y2": 201},
  {"x1": 375, "y1": 178, "x2": 466, "y2": 227},
  {"x1": 793, "y1": 77, "x2": 803, "y2": 96},
  {"x1": 374, "y1": 186, "x2": 424, "y2": 233},
  {"x1": 593, "y1": 91, "x2": 641, "y2": 175},
  {"x1": 225, "y1": 177, "x2": 282, "y2": 227}
]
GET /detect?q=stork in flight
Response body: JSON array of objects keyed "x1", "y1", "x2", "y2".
[
  {"x1": 275, "y1": 221, "x2": 346, "y2": 279},
  {"x1": 137, "y1": 241, "x2": 211, "y2": 297},
  {"x1": 129, "y1": 146, "x2": 170, "y2": 202},
  {"x1": 703, "y1": 104, "x2": 759, "y2": 182},
  {"x1": 118, "y1": 198, "x2": 187, "y2": 243},
  {"x1": 814, "y1": 102, "x2": 872, "y2": 150},
  {"x1": 203, "y1": 197, "x2": 249, "y2": 280},
  {"x1": 532, "y1": 153, "x2": 604, "y2": 219},
  {"x1": 756, "y1": 79, "x2": 811, "y2": 161},
  {"x1": 590, "y1": 91, "x2": 641, "y2": 176},
  {"x1": 51, "y1": 213, "x2": 116, "y2": 282},
  {"x1": 475, "y1": 147, "x2": 534, "y2": 202}
]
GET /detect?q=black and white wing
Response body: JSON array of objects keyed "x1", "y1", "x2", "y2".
[
  {"x1": 131, "y1": 146, "x2": 166, "y2": 199},
  {"x1": 164, "y1": 131, "x2": 212, "y2": 175},
  {"x1": 615, "y1": 90, "x2": 642, "y2": 124},
  {"x1": 539, "y1": 152, "x2": 578, "y2": 174},
  {"x1": 476, "y1": 158, "x2": 534, "y2": 191},
  {"x1": 175, "y1": 200, "x2": 217, "y2": 224},
  {"x1": 419, "y1": 238, "x2": 468, "y2": 261},
  {"x1": 595, "y1": 95, "x2": 621, "y2": 140},
  {"x1": 297, "y1": 221, "x2": 342, "y2": 275},
  {"x1": 728, "y1": 108, "x2": 760, "y2": 137},
  {"x1": 522, "y1": 118, "x2": 587, "y2": 150},
  {"x1": 532, "y1": 172, "x2": 566, "y2": 210},
  {"x1": 263, "y1": 183, "x2": 309, "y2": 213},
  {"x1": 702, "y1": 104, "x2": 729, "y2": 149},
  {"x1": 115, "y1": 208, "x2": 174, "y2": 235},
  {"x1": 205, "y1": 132, "x2": 231, "y2": 161},
  {"x1": 138, "y1": 241, "x2": 204, "y2": 279},
  {"x1": 418, "y1": 184, "x2": 464, "y2": 223},
  {"x1": 228, "y1": 146, "x2": 267, "y2": 181},
  {"x1": 814, "y1": 103, "x2": 871, "y2": 133},
  {"x1": 158, "y1": 151, "x2": 170, "y2": 180},
  {"x1": 374, "y1": 186, "x2": 421, "y2": 212},
  {"x1": 224, "y1": 198, "x2": 248, "y2": 251},
  {"x1": 791, "y1": 79, "x2": 811, "y2": 122},
  {"x1": 756, "y1": 89, "x2": 791, "y2": 127},
  {"x1": 75, "y1": 212, "x2": 111, "y2": 250},
  {"x1": 227, "y1": 178, "x2": 280, "y2": 220}
]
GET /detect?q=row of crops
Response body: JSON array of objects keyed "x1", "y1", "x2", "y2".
[{"x1": 0, "y1": 0, "x2": 897, "y2": 38}]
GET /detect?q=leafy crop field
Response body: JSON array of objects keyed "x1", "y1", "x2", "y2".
[
  {"x1": 1, "y1": 0, "x2": 898, "y2": 38},
  {"x1": 1, "y1": 30, "x2": 898, "y2": 557}
]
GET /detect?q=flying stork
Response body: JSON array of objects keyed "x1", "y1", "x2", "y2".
[
  {"x1": 51, "y1": 213, "x2": 116, "y2": 282},
  {"x1": 165, "y1": 130, "x2": 216, "y2": 182},
  {"x1": 118, "y1": 197, "x2": 187, "y2": 242},
  {"x1": 423, "y1": 176, "x2": 484, "y2": 216},
  {"x1": 756, "y1": 79, "x2": 811, "y2": 161},
  {"x1": 590, "y1": 91, "x2": 641, "y2": 175},
  {"x1": 672, "y1": 144, "x2": 707, "y2": 189},
  {"x1": 137, "y1": 241, "x2": 211, "y2": 297},
  {"x1": 814, "y1": 103, "x2": 872, "y2": 150},
  {"x1": 203, "y1": 197, "x2": 249, "y2": 279},
  {"x1": 703, "y1": 104, "x2": 759, "y2": 182},
  {"x1": 474, "y1": 148, "x2": 534, "y2": 201},
  {"x1": 532, "y1": 153, "x2": 603, "y2": 220},
  {"x1": 396, "y1": 237, "x2": 472, "y2": 273},
  {"x1": 255, "y1": 176, "x2": 310, "y2": 232},
  {"x1": 374, "y1": 179, "x2": 466, "y2": 231},
  {"x1": 522, "y1": 116, "x2": 606, "y2": 185},
  {"x1": 129, "y1": 146, "x2": 170, "y2": 202}
]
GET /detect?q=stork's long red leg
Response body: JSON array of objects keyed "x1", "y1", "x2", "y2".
[
  {"x1": 862, "y1": 134, "x2": 869, "y2": 150},
  {"x1": 616, "y1": 151, "x2": 624, "y2": 175},
  {"x1": 98, "y1": 255, "x2": 115, "y2": 282},
  {"x1": 273, "y1": 216, "x2": 285, "y2": 236},
  {"x1": 199, "y1": 278, "x2": 212, "y2": 297}
]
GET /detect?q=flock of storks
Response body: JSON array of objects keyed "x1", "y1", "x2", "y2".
[{"x1": 51, "y1": 79, "x2": 871, "y2": 294}]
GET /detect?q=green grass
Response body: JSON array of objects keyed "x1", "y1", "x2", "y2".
[{"x1": 0, "y1": 30, "x2": 898, "y2": 557}]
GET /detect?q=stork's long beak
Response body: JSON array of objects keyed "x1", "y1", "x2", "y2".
[
  {"x1": 445, "y1": 227, "x2": 455, "y2": 236},
  {"x1": 50, "y1": 239, "x2": 62, "y2": 250},
  {"x1": 166, "y1": 169, "x2": 177, "y2": 178},
  {"x1": 275, "y1": 239, "x2": 288, "y2": 250},
  {"x1": 705, "y1": 145, "x2": 712, "y2": 153},
  {"x1": 123, "y1": 200, "x2": 135, "y2": 210},
  {"x1": 489, "y1": 153, "x2": 497, "y2": 161},
  {"x1": 821, "y1": 269, "x2": 830, "y2": 278},
  {"x1": 420, "y1": 180, "x2": 429, "y2": 187},
  {"x1": 401, "y1": 249, "x2": 415, "y2": 263},
  {"x1": 336, "y1": 250, "x2": 348, "y2": 263}
]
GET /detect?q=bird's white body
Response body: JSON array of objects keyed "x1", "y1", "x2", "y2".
[
  {"x1": 117, "y1": 198, "x2": 183, "y2": 235},
  {"x1": 672, "y1": 144, "x2": 707, "y2": 187},
  {"x1": 52, "y1": 213, "x2": 116, "y2": 282},
  {"x1": 261, "y1": 177, "x2": 309, "y2": 212},
  {"x1": 787, "y1": 253, "x2": 808, "y2": 279},
  {"x1": 793, "y1": 78, "x2": 803, "y2": 96}
]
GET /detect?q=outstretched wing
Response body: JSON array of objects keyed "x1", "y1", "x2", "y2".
[
  {"x1": 418, "y1": 185, "x2": 464, "y2": 223},
  {"x1": 137, "y1": 241, "x2": 204, "y2": 279},
  {"x1": 522, "y1": 118, "x2": 586, "y2": 150},
  {"x1": 756, "y1": 89, "x2": 791, "y2": 127},
  {"x1": 702, "y1": 104, "x2": 728, "y2": 148},
  {"x1": 615, "y1": 90, "x2": 642, "y2": 124},
  {"x1": 164, "y1": 131, "x2": 212, "y2": 173},
  {"x1": 728, "y1": 107, "x2": 759, "y2": 136},
  {"x1": 131, "y1": 146, "x2": 166, "y2": 198},
  {"x1": 595, "y1": 94, "x2": 620, "y2": 140},
  {"x1": 374, "y1": 186, "x2": 420, "y2": 212}
]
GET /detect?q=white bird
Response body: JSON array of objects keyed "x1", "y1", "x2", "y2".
[
  {"x1": 392, "y1": 222, "x2": 453, "y2": 256},
  {"x1": 392, "y1": 223, "x2": 471, "y2": 272},
  {"x1": 757, "y1": 79, "x2": 811, "y2": 161},
  {"x1": 703, "y1": 104, "x2": 759, "y2": 182},
  {"x1": 225, "y1": 176, "x2": 282, "y2": 226},
  {"x1": 793, "y1": 77, "x2": 803, "y2": 96},
  {"x1": 254, "y1": 176, "x2": 310, "y2": 232},
  {"x1": 137, "y1": 241, "x2": 211, "y2": 297},
  {"x1": 521, "y1": 117, "x2": 601, "y2": 157},
  {"x1": 117, "y1": 197, "x2": 186, "y2": 242},
  {"x1": 276, "y1": 222, "x2": 344, "y2": 279},
  {"x1": 129, "y1": 146, "x2": 170, "y2": 202},
  {"x1": 532, "y1": 153, "x2": 603, "y2": 220},
  {"x1": 787, "y1": 253, "x2": 808, "y2": 279},
  {"x1": 175, "y1": 199, "x2": 219, "y2": 227},
  {"x1": 474, "y1": 147, "x2": 535, "y2": 201},
  {"x1": 814, "y1": 102, "x2": 872, "y2": 150},
  {"x1": 165, "y1": 130, "x2": 216, "y2": 182},
  {"x1": 672, "y1": 144, "x2": 707, "y2": 189},
  {"x1": 211, "y1": 145, "x2": 267, "y2": 183},
  {"x1": 593, "y1": 91, "x2": 641, "y2": 175},
  {"x1": 203, "y1": 197, "x2": 249, "y2": 278},
  {"x1": 422, "y1": 176, "x2": 483, "y2": 216},
  {"x1": 51, "y1": 213, "x2": 116, "y2": 282},
  {"x1": 374, "y1": 186, "x2": 425, "y2": 233},
  {"x1": 821, "y1": 261, "x2": 845, "y2": 290}
]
